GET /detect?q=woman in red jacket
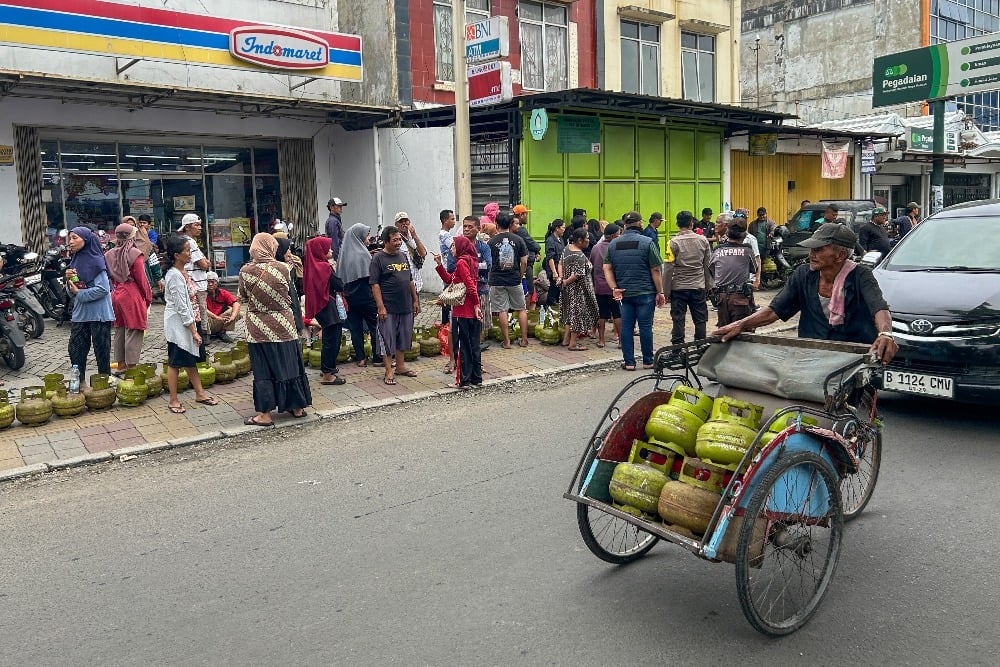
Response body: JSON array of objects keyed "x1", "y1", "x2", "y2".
[
  {"x1": 433, "y1": 235, "x2": 482, "y2": 389},
  {"x1": 104, "y1": 222, "x2": 153, "y2": 374}
]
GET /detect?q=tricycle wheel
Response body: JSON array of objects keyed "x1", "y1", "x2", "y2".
[
  {"x1": 841, "y1": 430, "x2": 881, "y2": 521},
  {"x1": 735, "y1": 451, "x2": 843, "y2": 636},
  {"x1": 577, "y1": 431, "x2": 658, "y2": 564}
]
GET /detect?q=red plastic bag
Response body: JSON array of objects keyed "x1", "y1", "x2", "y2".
[{"x1": 437, "y1": 322, "x2": 451, "y2": 357}]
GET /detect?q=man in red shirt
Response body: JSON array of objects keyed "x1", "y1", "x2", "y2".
[{"x1": 205, "y1": 271, "x2": 241, "y2": 343}]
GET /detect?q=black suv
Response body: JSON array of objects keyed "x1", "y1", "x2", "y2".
[{"x1": 869, "y1": 199, "x2": 1000, "y2": 403}]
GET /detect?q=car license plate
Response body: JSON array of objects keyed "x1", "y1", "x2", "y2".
[
  {"x1": 883, "y1": 370, "x2": 954, "y2": 398},
  {"x1": 24, "y1": 273, "x2": 41, "y2": 285}
]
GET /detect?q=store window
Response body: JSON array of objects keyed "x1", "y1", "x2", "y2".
[
  {"x1": 681, "y1": 32, "x2": 715, "y2": 103},
  {"x1": 944, "y1": 173, "x2": 991, "y2": 207},
  {"x1": 39, "y1": 138, "x2": 283, "y2": 276},
  {"x1": 519, "y1": 0, "x2": 568, "y2": 91},
  {"x1": 433, "y1": 0, "x2": 490, "y2": 83},
  {"x1": 620, "y1": 20, "x2": 659, "y2": 96}
]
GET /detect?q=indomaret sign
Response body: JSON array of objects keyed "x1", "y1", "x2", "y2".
[{"x1": 873, "y1": 32, "x2": 1000, "y2": 107}]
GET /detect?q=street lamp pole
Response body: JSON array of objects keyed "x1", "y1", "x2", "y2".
[
  {"x1": 752, "y1": 36, "x2": 761, "y2": 110},
  {"x1": 452, "y1": 0, "x2": 472, "y2": 217}
]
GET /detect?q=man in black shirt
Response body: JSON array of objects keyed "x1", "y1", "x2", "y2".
[
  {"x1": 488, "y1": 212, "x2": 530, "y2": 348},
  {"x1": 858, "y1": 206, "x2": 891, "y2": 255},
  {"x1": 713, "y1": 223, "x2": 899, "y2": 365}
]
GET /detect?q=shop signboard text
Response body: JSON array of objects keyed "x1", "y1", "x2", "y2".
[
  {"x1": 468, "y1": 61, "x2": 512, "y2": 107},
  {"x1": 230, "y1": 26, "x2": 330, "y2": 70}
]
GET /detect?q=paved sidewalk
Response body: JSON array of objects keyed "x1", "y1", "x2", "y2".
[{"x1": 0, "y1": 290, "x2": 782, "y2": 479}]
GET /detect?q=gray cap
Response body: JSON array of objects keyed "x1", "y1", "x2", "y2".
[
  {"x1": 603, "y1": 223, "x2": 621, "y2": 237},
  {"x1": 799, "y1": 222, "x2": 858, "y2": 250}
]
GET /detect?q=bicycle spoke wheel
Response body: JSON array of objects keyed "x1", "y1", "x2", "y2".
[
  {"x1": 736, "y1": 451, "x2": 843, "y2": 636},
  {"x1": 576, "y1": 434, "x2": 658, "y2": 565},
  {"x1": 841, "y1": 430, "x2": 881, "y2": 521}
]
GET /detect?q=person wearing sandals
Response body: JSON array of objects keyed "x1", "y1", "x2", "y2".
[
  {"x1": 433, "y1": 235, "x2": 482, "y2": 389},
  {"x1": 65, "y1": 226, "x2": 115, "y2": 382},
  {"x1": 105, "y1": 222, "x2": 152, "y2": 376},
  {"x1": 162, "y1": 236, "x2": 218, "y2": 413},
  {"x1": 558, "y1": 229, "x2": 599, "y2": 351},
  {"x1": 339, "y1": 223, "x2": 384, "y2": 368},
  {"x1": 304, "y1": 236, "x2": 347, "y2": 386},
  {"x1": 238, "y1": 233, "x2": 312, "y2": 425},
  {"x1": 370, "y1": 226, "x2": 421, "y2": 385}
]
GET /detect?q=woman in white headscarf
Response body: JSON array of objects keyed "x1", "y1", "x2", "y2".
[{"x1": 338, "y1": 223, "x2": 383, "y2": 367}]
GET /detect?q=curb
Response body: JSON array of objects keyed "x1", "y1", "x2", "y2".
[{"x1": 1, "y1": 325, "x2": 794, "y2": 484}]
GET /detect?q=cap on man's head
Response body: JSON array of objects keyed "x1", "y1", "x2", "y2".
[
  {"x1": 328, "y1": 197, "x2": 347, "y2": 207},
  {"x1": 205, "y1": 271, "x2": 219, "y2": 282},
  {"x1": 872, "y1": 206, "x2": 888, "y2": 216},
  {"x1": 732, "y1": 210, "x2": 748, "y2": 220},
  {"x1": 825, "y1": 203, "x2": 840, "y2": 213},
  {"x1": 906, "y1": 201, "x2": 920, "y2": 211},
  {"x1": 393, "y1": 211, "x2": 410, "y2": 223},
  {"x1": 178, "y1": 213, "x2": 201, "y2": 230},
  {"x1": 512, "y1": 204, "x2": 530, "y2": 215},
  {"x1": 603, "y1": 223, "x2": 621, "y2": 237},
  {"x1": 649, "y1": 212, "x2": 663, "y2": 222},
  {"x1": 622, "y1": 211, "x2": 643, "y2": 226},
  {"x1": 799, "y1": 222, "x2": 858, "y2": 250}
]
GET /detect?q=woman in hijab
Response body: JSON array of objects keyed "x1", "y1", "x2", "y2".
[
  {"x1": 122, "y1": 214, "x2": 162, "y2": 298},
  {"x1": 238, "y1": 233, "x2": 312, "y2": 426},
  {"x1": 104, "y1": 222, "x2": 152, "y2": 375},
  {"x1": 304, "y1": 236, "x2": 347, "y2": 385},
  {"x1": 433, "y1": 235, "x2": 482, "y2": 389},
  {"x1": 338, "y1": 222, "x2": 383, "y2": 368},
  {"x1": 275, "y1": 236, "x2": 305, "y2": 335},
  {"x1": 162, "y1": 235, "x2": 218, "y2": 413},
  {"x1": 65, "y1": 226, "x2": 115, "y2": 381}
]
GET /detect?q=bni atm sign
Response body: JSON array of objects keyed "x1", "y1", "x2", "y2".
[{"x1": 465, "y1": 17, "x2": 509, "y2": 64}]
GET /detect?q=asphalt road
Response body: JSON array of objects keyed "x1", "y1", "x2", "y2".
[{"x1": 1, "y1": 371, "x2": 998, "y2": 665}]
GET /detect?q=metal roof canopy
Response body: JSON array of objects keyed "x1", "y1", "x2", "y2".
[
  {"x1": 0, "y1": 71, "x2": 396, "y2": 130},
  {"x1": 397, "y1": 88, "x2": 889, "y2": 142}
]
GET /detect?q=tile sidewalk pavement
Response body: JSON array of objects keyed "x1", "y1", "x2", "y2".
[{"x1": 0, "y1": 290, "x2": 782, "y2": 477}]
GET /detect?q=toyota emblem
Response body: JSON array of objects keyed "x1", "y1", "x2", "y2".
[{"x1": 910, "y1": 319, "x2": 934, "y2": 334}]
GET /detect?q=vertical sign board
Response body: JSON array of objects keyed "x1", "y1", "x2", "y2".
[
  {"x1": 860, "y1": 141, "x2": 877, "y2": 174},
  {"x1": 468, "y1": 61, "x2": 513, "y2": 107},
  {"x1": 465, "y1": 17, "x2": 509, "y2": 64},
  {"x1": 873, "y1": 32, "x2": 1000, "y2": 107}
]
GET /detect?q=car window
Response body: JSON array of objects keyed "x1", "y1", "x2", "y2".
[
  {"x1": 788, "y1": 211, "x2": 813, "y2": 233},
  {"x1": 883, "y1": 216, "x2": 999, "y2": 270}
]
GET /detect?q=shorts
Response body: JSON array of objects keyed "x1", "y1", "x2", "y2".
[
  {"x1": 596, "y1": 294, "x2": 621, "y2": 320},
  {"x1": 489, "y1": 285, "x2": 526, "y2": 312},
  {"x1": 376, "y1": 311, "x2": 414, "y2": 356}
]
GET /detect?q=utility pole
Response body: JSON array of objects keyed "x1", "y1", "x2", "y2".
[
  {"x1": 751, "y1": 36, "x2": 761, "y2": 110},
  {"x1": 930, "y1": 99, "x2": 945, "y2": 215},
  {"x1": 452, "y1": 0, "x2": 472, "y2": 217}
]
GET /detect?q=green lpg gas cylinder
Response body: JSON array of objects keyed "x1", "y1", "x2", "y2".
[
  {"x1": 609, "y1": 462, "x2": 669, "y2": 517},
  {"x1": 759, "y1": 410, "x2": 820, "y2": 447},
  {"x1": 694, "y1": 397, "x2": 764, "y2": 466},
  {"x1": 644, "y1": 386, "x2": 713, "y2": 456},
  {"x1": 137, "y1": 363, "x2": 163, "y2": 397},
  {"x1": 116, "y1": 369, "x2": 149, "y2": 407}
]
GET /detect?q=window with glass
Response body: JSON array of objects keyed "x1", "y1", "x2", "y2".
[
  {"x1": 620, "y1": 20, "x2": 659, "y2": 95},
  {"x1": 433, "y1": 0, "x2": 490, "y2": 83},
  {"x1": 681, "y1": 31, "x2": 715, "y2": 103},
  {"x1": 519, "y1": 0, "x2": 568, "y2": 91},
  {"x1": 931, "y1": 0, "x2": 1000, "y2": 130}
]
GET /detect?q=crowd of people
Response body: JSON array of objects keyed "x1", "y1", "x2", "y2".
[{"x1": 57, "y1": 194, "x2": 902, "y2": 417}]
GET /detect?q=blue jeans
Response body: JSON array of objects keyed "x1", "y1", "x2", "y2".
[{"x1": 619, "y1": 293, "x2": 656, "y2": 366}]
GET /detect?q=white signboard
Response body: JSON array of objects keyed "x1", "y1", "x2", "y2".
[
  {"x1": 465, "y1": 17, "x2": 509, "y2": 64},
  {"x1": 468, "y1": 61, "x2": 513, "y2": 107}
]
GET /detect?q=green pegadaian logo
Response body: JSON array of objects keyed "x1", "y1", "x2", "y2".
[{"x1": 884, "y1": 64, "x2": 908, "y2": 77}]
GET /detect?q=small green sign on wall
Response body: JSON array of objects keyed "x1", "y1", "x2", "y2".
[{"x1": 557, "y1": 115, "x2": 601, "y2": 154}]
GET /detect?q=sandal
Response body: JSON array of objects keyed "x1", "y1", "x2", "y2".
[
  {"x1": 383, "y1": 376, "x2": 397, "y2": 385},
  {"x1": 596, "y1": 342, "x2": 606, "y2": 348},
  {"x1": 446, "y1": 383, "x2": 471, "y2": 390},
  {"x1": 320, "y1": 376, "x2": 347, "y2": 385},
  {"x1": 397, "y1": 369, "x2": 418, "y2": 377},
  {"x1": 356, "y1": 359, "x2": 368, "y2": 368},
  {"x1": 620, "y1": 363, "x2": 636, "y2": 371},
  {"x1": 518, "y1": 339, "x2": 529, "y2": 348},
  {"x1": 443, "y1": 363, "x2": 454, "y2": 374},
  {"x1": 568, "y1": 345, "x2": 588, "y2": 351},
  {"x1": 195, "y1": 396, "x2": 220, "y2": 406},
  {"x1": 244, "y1": 416, "x2": 274, "y2": 427},
  {"x1": 287, "y1": 410, "x2": 308, "y2": 418},
  {"x1": 168, "y1": 404, "x2": 186, "y2": 414}
]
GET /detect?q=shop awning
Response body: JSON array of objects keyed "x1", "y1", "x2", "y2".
[{"x1": 0, "y1": 71, "x2": 395, "y2": 130}]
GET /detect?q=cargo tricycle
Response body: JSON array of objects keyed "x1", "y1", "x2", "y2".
[{"x1": 565, "y1": 334, "x2": 882, "y2": 636}]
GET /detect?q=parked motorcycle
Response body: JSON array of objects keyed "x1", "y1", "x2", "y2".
[
  {"x1": 0, "y1": 244, "x2": 46, "y2": 338},
  {"x1": 0, "y1": 294, "x2": 26, "y2": 370},
  {"x1": 39, "y1": 244, "x2": 71, "y2": 323},
  {"x1": 759, "y1": 227, "x2": 802, "y2": 290}
]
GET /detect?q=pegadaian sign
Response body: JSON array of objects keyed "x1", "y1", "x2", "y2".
[{"x1": 230, "y1": 26, "x2": 330, "y2": 70}]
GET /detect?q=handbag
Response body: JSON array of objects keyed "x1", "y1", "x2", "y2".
[{"x1": 438, "y1": 278, "x2": 467, "y2": 306}]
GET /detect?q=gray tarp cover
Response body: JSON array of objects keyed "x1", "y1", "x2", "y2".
[{"x1": 696, "y1": 341, "x2": 864, "y2": 404}]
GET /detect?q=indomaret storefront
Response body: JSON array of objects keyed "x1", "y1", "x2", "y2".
[{"x1": 0, "y1": 0, "x2": 391, "y2": 277}]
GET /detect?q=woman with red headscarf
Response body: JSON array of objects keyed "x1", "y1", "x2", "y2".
[
  {"x1": 433, "y1": 235, "x2": 482, "y2": 389},
  {"x1": 105, "y1": 222, "x2": 153, "y2": 374},
  {"x1": 304, "y1": 236, "x2": 347, "y2": 385}
]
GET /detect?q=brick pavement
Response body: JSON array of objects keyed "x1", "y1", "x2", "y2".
[{"x1": 0, "y1": 290, "x2": 782, "y2": 477}]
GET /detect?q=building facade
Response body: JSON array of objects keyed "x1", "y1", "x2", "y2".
[{"x1": 0, "y1": 0, "x2": 396, "y2": 276}]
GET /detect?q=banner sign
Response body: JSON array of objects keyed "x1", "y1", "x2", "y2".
[
  {"x1": 748, "y1": 133, "x2": 778, "y2": 156},
  {"x1": 860, "y1": 141, "x2": 876, "y2": 174},
  {"x1": 465, "y1": 16, "x2": 509, "y2": 64},
  {"x1": 906, "y1": 127, "x2": 959, "y2": 153},
  {"x1": 468, "y1": 61, "x2": 512, "y2": 107},
  {"x1": 557, "y1": 115, "x2": 601, "y2": 154},
  {"x1": 821, "y1": 141, "x2": 850, "y2": 179},
  {"x1": 873, "y1": 32, "x2": 1000, "y2": 107}
]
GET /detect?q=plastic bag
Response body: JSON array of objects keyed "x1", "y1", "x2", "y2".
[{"x1": 437, "y1": 322, "x2": 451, "y2": 357}]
